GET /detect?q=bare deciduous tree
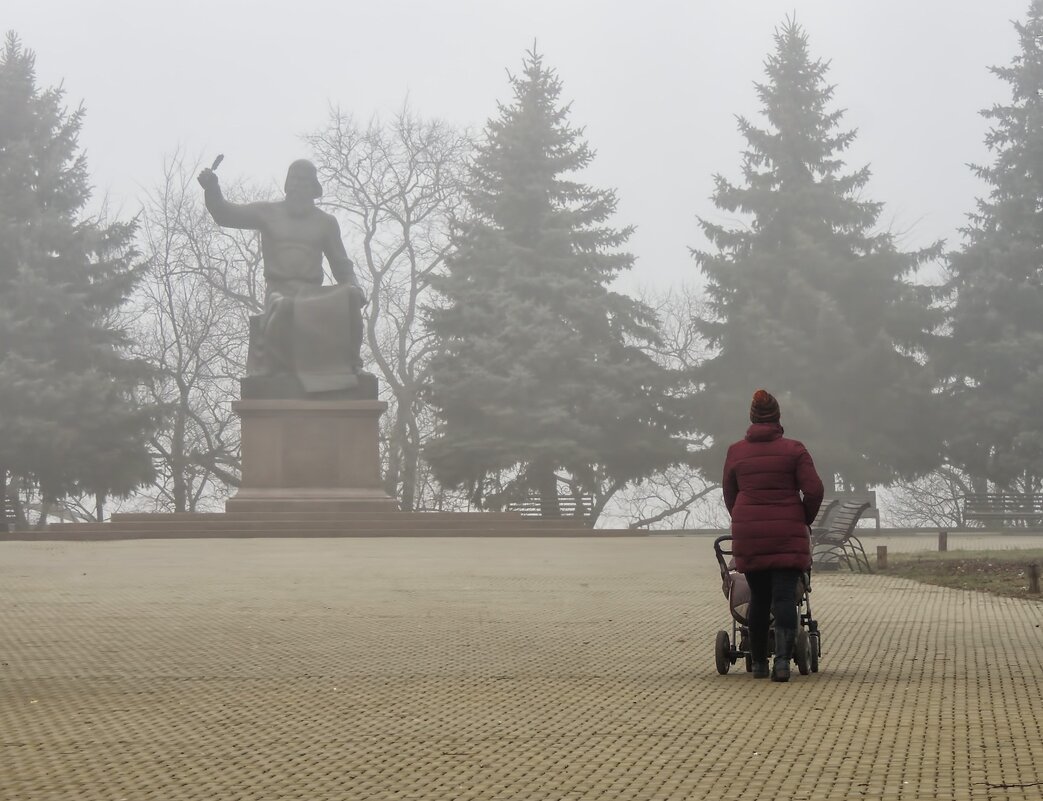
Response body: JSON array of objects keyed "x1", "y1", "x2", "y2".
[
  {"x1": 307, "y1": 105, "x2": 470, "y2": 510},
  {"x1": 883, "y1": 465, "x2": 974, "y2": 529},
  {"x1": 603, "y1": 283, "x2": 722, "y2": 528},
  {"x1": 131, "y1": 152, "x2": 265, "y2": 511}
]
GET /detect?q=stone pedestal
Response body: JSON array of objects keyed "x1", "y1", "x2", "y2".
[{"x1": 227, "y1": 399, "x2": 398, "y2": 514}]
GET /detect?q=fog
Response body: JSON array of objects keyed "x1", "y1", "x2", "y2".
[
  {"x1": 6, "y1": 0, "x2": 1028, "y2": 290},
  {"x1": 5, "y1": 0, "x2": 1039, "y2": 528}
]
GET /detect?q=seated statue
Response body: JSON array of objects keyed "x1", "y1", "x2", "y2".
[{"x1": 198, "y1": 159, "x2": 372, "y2": 397}]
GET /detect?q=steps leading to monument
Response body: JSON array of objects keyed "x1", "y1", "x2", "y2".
[
  {"x1": 6, "y1": 511, "x2": 638, "y2": 539},
  {"x1": 48, "y1": 518, "x2": 587, "y2": 533},
  {"x1": 4, "y1": 528, "x2": 636, "y2": 540},
  {"x1": 43, "y1": 512, "x2": 590, "y2": 533},
  {"x1": 109, "y1": 511, "x2": 532, "y2": 523}
]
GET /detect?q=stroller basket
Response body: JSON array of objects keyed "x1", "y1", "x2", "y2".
[{"x1": 713, "y1": 535, "x2": 752, "y2": 625}]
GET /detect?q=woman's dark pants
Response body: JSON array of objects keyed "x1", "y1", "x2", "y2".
[{"x1": 745, "y1": 569, "x2": 801, "y2": 662}]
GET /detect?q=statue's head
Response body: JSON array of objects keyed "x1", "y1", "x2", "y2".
[{"x1": 285, "y1": 159, "x2": 322, "y2": 200}]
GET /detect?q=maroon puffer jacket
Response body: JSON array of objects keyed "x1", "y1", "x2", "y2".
[{"x1": 722, "y1": 423, "x2": 824, "y2": 573}]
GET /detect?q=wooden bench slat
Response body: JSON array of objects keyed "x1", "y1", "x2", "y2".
[
  {"x1": 962, "y1": 493, "x2": 1043, "y2": 524},
  {"x1": 821, "y1": 492, "x2": 880, "y2": 530},
  {"x1": 812, "y1": 501, "x2": 873, "y2": 573},
  {"x1": 506, "y1": 495, "x2": 595, "y2": 521}
]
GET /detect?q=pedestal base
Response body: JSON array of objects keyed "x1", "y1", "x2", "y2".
[
  {"x1": 228, "y1": 399, "x2": 398, "y2": 514},
  {"x1": 240, "y1": 371, "x2": 379, "y2": 400}
]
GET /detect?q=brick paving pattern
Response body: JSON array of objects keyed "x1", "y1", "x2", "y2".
[{"x1": 1, "y1": 536, "x2": 1041, "y2": 800}]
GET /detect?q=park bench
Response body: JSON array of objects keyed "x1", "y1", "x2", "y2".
[
  {"x1": 824, "y1": 490, "x2": 880, "y2": 530},
  {"x1": 812, "y1": 501, "x2": 873, "y2": 573},
  {"x1": 1, "y1": 493, "x2": 16, "y2": 533},
  {"x1": 805, "y1": 499, "x2": 840, "y2": 570},
  {"x1": 809, "y1": 498, "x2": 839, "y2": 536},
  {"x1": 962, "y1": 493, "x2": 1043, "y2": 528},
  {"x1": 506, "y1": 494, "x2": 595, "y2": 523}
]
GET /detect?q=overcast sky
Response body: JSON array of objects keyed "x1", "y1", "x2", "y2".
[{"x1": 6, "y1": 0, "x2": 1031, "y2": 291}]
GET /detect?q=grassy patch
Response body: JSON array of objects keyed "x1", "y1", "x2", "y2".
[{"x1": 880, "y1": 548, "x2": 1043, "y2": 600}]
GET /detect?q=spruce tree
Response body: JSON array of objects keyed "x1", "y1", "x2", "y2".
[
  {"x1": 0, "y1": 33, "x2": 153, "y2": 518},
  {"x1": 691, "y1": 20, "x2": 942, "y2": 491},
  {"x1": 425, "y1": 50, "x2": 688, "y2": 518},
  {"x1": 939, "y1": 0, "x2": 1043, "y2": 495}
]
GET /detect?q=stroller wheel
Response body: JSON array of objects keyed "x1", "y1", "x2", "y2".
[
  {"x1": 810, "y1": 632, "x2": 820, "y2": 673},
  {"x1": 715, "y1": 630, "x2": 731, "y2": 675},
  {"x1": 794, "y1": 629, "x2": 812, "y2": 675}
]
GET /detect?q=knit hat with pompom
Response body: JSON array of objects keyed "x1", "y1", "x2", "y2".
[{"x1": 750, "y1": 389, "x2": 781, "y2": 423}]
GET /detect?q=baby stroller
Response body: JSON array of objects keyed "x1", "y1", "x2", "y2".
[{"x1": 712, "y1": 535, "x2": 821, "y2": 675}]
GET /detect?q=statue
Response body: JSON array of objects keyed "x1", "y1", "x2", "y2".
[{"x1": 197, "y1": 158, "x2": 372, "y2": 397}]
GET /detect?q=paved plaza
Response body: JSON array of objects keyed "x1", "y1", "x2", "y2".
[{"x1": 1, "y1": 534, "x2": 1042, "y2": 800}]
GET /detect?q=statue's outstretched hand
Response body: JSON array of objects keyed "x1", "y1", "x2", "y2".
[{"x1": 197, "y1": 168, "x2": 220, "y2": 191}]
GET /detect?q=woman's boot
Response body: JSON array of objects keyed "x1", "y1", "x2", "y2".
[
  {"x1": 772, "y1": 628, "x2": 795, "y2": 682},
  {"x1": 750, "y1": 635, "x2": 769, "y2": 678}
]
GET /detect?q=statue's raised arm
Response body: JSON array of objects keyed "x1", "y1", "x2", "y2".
[{"x1": 197, "y1": 167, "x2": 269, "y2": 230}]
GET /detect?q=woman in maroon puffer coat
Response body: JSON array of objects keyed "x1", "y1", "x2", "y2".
[{"x1": 722, "y1": 389, "x2": 824, "y2": 682}]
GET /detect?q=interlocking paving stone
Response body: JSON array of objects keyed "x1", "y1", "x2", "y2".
[{"x1": 1, "y1": 536, "x2": 1042, "y2": 800}]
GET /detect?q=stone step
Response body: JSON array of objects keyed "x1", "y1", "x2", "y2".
[
  {"x1": 42, "y1": 519, "x2": 588, "y2": 531},
  {"x1": 110, "y1": 511, "x2": 528, "y2": 522},
  {"x1": 45, "y1": 515, "x2": 590, "y2": 533},
  {"x1": 3, "y1": 527, "x2": 637, "y2": 540}
]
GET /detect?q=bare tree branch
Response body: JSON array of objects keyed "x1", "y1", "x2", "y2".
[
  {"x1": 307, "y1": 103, "x2": 471, "y2": 510},
  {"x1": 126, "y1": 150, "x2": 262, "y2": 511}
]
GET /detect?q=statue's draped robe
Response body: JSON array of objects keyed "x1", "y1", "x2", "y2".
[{"x1": 259, "y1": 280, "x2": 357, "y2": 392}]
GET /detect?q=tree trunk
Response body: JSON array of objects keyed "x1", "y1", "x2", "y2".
[
  {"x1": 383, "y1": 403, "x2": 407, "y2": 505},
  {"x1": 400, "y1": 439, "x2": 418, "y2": 512},
  {"x1": 36, "y1": 497, "x2": 52, "y2": 529},
  {"x1": 172, "y1": 392, "x2": 189, "y2": 513},
  {"x1": 536, "y1": 463, "x2": 560, "y2": 519},
  {"x1": 95, "y1": 491, "x2": 105, "y2": 523}
]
